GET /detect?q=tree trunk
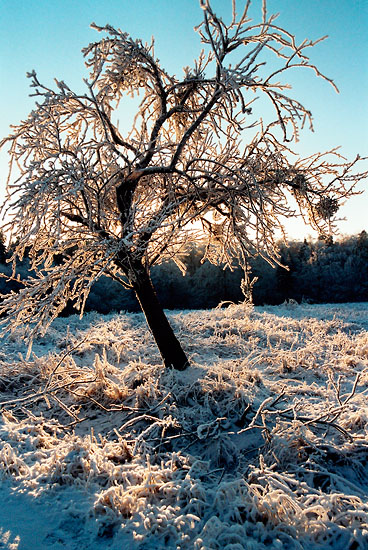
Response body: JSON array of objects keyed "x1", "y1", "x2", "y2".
[{"x1": 131, "y1": 265, "x2": 189, "y2": 371}]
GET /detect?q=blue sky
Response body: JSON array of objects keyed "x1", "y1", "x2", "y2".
[{"x1": 0, "y1": 0, "x2": 367, "y2": 239}]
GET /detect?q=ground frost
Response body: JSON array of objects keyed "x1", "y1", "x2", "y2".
[{"x1": 0, "y1": 302, "x2": 367, "y2": 548}]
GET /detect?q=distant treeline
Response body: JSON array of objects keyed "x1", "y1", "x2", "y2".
[{"x1": 1, "y1": 231, "x2": 368, "y2": 314}]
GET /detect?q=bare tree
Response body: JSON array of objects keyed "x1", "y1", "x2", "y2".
[{"x1": 0, "y1": 0, "x2": 366, "y2": 370}]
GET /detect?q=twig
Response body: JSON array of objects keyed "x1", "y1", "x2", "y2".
[
  {"x1": 43, "y1": 337, "x2": 89, "y2": 393},
  {"x1": 49, "y1": 393, "x2": 84, "y2": 423},
  {"x1": 118, "y1": 414, "x2": 162, "y2": 433}
]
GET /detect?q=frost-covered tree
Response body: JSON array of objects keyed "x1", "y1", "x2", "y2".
[{"x1": 0, "y1": 0, "x2": 366, "y2": 369}]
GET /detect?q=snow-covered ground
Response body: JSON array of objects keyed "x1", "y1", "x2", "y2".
[{"x1": 0, "y1": 302, "x2": 367, "y2": 549}]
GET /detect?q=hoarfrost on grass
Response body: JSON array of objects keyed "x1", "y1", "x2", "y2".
[{"x1": 0, "y1": 302, "x2": 368, "y2": 549}]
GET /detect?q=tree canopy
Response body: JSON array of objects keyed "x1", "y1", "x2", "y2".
[{"x1": 0, "y1": 0, "x2": 366, "y2": 368}]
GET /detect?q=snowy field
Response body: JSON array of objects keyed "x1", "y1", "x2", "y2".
[{"x1": 0, "y1": 302, "x2": 367, "y2": 549}]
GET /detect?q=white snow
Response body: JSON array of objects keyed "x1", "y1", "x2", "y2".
[{"x1": 0, "y1": 302, "x2": 367, "y2": 549}]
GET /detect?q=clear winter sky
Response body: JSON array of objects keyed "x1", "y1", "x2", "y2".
[{"x1": 0, "y1": 0, "x2": 367, "y2": 240}]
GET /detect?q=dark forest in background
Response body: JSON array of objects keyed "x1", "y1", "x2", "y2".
[{"x1": 1, "y1": 230, "x2": 368, "y2": 314}]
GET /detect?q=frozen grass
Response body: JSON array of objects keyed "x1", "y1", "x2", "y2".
[{"x1": 0, "y1": 302, "x2": 368, "y2": 549}]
